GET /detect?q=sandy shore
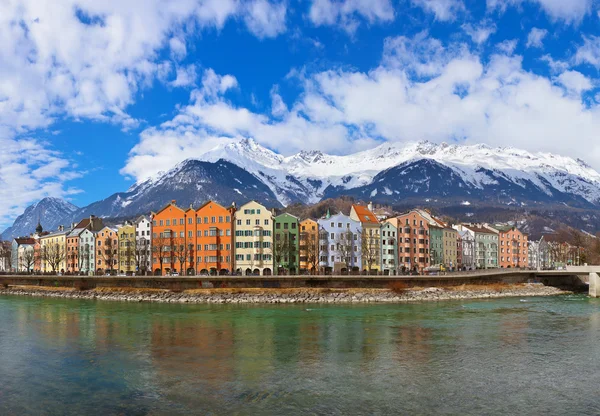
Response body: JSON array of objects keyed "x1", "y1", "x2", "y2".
[{"x1": 0, "y1": 283, "x2": 571, "y2": 304}]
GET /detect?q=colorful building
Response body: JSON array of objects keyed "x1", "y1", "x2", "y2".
[
  {"x1": 299, "y1": 219, "x2": 320, "y2": 274},
  {"x1": 151, "y1": 201, "x2": 187, "y2": 275},
  {"x1": 78, "y1": 229, "x2": 96, "y2": 275},
  {"x1": 135, "y1": 215, "x2": 152, "y2": 274},
  {"x1": 273, "y1": 213, "x2": 300, "y2": 275},
  {"x1": 234, "y1": 201, "x2": 273, "y2": 276},
  {"x1": 429, "y1": 224, "x2": 444, "y2": 266},
  {"x1": 381, "y1": 218, "x2": 399, "y2": 275},
  {"x1": 118, "y1": 222, "x2": 136, "y2": 274},
  {"x1": 350, "y1": 203, "x2": 380, "y2": 272},
  {"x1": 395, "y1": 210, "x2": 431, "y2": 273},
  {"x1": 66, "y1": 216, "x2": 104, "y2": 274},
  {"x1": 455, "y1": 224, "x2": 498, "y2": 269},
  {"x1": 39, "y1": 226, "x2": 68, "y2": 273},
  {"x1": 317, "y1": 212, "x2": 362, "y2": 273},
  {"x1": 442, "y1": 227, "x2": 459, "y2": 270},
  {"x1": 96, "y1": 226, "x2": 119, "y2": 273},
  {"x1": 11, "y1": 237, "x2": 36, "y2": 272},
  {"x1": 487, "y1": 224, "x2": 529, "y2": 268},
  {"x1": 195, "y1": 200, "x2": 235, "y2": 275}
]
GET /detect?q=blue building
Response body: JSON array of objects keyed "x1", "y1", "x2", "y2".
[{"x1": 318, "y1": 212, "x2": 362, "y2": 273}]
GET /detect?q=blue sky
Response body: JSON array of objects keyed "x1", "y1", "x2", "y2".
[{"x1": 2, "y1": 0, "x2": 600, "y2": 228}]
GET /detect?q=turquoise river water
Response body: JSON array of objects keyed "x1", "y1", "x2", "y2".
[{"x1": 0, "y1": 294, "x2": 599, "y2": 415}]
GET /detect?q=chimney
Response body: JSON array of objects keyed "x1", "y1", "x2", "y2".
[
  {"x1": 58, "y1": 225, "x2": 64, "y2": 232},
  {"x1": 71, "y1": 222, "x2": 77, "y2": 230},
  {"x1": 368, "y1": 201, "x2": 373, "y2": 212},
  {"x1": 171, "y1": 200, "x2": 176, "y2": 205}
]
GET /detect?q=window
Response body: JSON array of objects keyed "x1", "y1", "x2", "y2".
[
  {"x1": 226, "y1": 216, "x2": 231, "y2": 223},
  {"x1": 219, "y1": 216, "x2": 223, "y2": 223},
  {"x1": 246, "y1": 220, "x2": 251, "y2": 226},
  {"x1": 197, "y1": 218, "x2": 201, "y2": 224},
  {"x1": 264, "y1": 219, "x2": 269, "y2": 226},
  {"x1": 188, "y1": 218, "x2": 192, "y2": 224},
  {"x1": 211, "y1": 217, "x2": 216, "y2": 223},
  {"x1": 166, "y1": 220, "x2": 170, "y2": 226},
  {"x1": 256, "y1": 219, "x2": 260, "y2": 226},
  {"x1": 237, "y1": 220, "x2": 241, "y2": 226}
]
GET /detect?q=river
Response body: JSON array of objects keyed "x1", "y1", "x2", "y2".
[{"x1": 0, "y1": 294, "x2": 599, "y2": 415}]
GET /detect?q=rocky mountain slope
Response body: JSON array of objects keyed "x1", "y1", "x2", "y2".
[{"x1": 4, "y1": 139, "x2": 600, "y2": 240}]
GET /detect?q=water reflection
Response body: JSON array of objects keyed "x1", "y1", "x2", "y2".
[{"x1": 1, "y1": 296, "x2": 600, "y2": 415}]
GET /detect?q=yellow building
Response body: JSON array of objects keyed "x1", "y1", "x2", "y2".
[
  {"x1": 233, "y1": 201, "x2": 273, "y2": 276},
  {"x1": 39, "y1": 226, "x2": 68, "y2": 273},
  {"x1": 117, "y1": 222, "x2": 136, "y2": 274},
  {"x1": 350, "y1": 203, "x2": 381, "y2": 272}
]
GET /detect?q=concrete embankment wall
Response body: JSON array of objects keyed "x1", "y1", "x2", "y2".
[{"x1": 0, "y1": 272, "x2": 589, "y2": 291}]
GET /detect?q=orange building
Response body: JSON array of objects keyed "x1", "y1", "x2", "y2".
[
  {"x1": 395, "y1": 210, "x2": 431, "y2": 273},
  {"x1": 195, "y1": 201, "x2": 234, "y2": 275},
  {"x1": 299, "y1": 219, "x2": 320, "y2": 274},
  {"x1": 151, "y1": 200, "x2": 234, "y2": 276},
  {"x1": 66, "y1": 216, "x2": 104, "y2": 274},
  {"x1": 488, "y1": 225, "x2": 528, "y2": 268},
  {"x1": 151, "y1": 201, "x2": 187, "y2": 275}
]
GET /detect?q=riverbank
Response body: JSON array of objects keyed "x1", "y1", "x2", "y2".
[{"x1": 0, "y1": 283, "x2": 571, "y2": 304}]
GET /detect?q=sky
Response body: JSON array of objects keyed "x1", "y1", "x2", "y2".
[{"x1": 2, "y1": 0, "x2": 600, "y2": 228}]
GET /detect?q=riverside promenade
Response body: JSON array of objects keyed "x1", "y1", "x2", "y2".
[{"x1": 0, "y1": 269, "x2": 592, "y2": 291}]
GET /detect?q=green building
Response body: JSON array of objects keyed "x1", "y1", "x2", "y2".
[
  {"x1": 429, "y1": 224, "x2": 444, "y2": 266},
  {"x1": 273, "y1": 213, "x2": 300, "y2": 275}
]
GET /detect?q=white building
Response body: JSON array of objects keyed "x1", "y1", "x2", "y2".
[{"x1": 135, "y1": 215, "x2": 152, "y2": 274}]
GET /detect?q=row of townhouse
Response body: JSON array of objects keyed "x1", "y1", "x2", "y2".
[
  {"x1": 8, "y1": 198, "x2": 533, "y2": 276},
  {"x1": 10, "y1": 215, "x2": 153, "y2": 275}
]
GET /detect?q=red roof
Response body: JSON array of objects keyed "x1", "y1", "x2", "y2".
[
  {"x1": 352, "y1": 205, "x2": 379, "y2": 225},
  {"x1": 14, "y1": 238, "x2": 35, "y2": 245}
]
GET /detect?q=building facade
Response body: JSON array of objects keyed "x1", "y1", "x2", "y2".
[
  {"x1": 488, "y1": 225, "x2": 529, "y2": 268},
  {"x1": 299, "y1": 219, "x2": 320, "y2": 274},
  {"x1": 135, "y1": 216, "x2": 152, "y2": 275},
  {"x1": 442, "y1": 227, "x2": 458, "y2": 269},
  {"x1": 429, "y1": 225, "x2": 444, "y2": 266},
  {"x1": 118, "y1": 223, "x2": 136, "y2": 274},
  {"x1": 39, "y1": 227, "x2": 68, "y2": 273},
  {"x1": 317, "y1": 212, "x2": 362, "y2": 273},
  {"x1": 96, "y1": 226, "x2": 119, "y2": 273},
  {"x1": 195, "y1": 201, "x2": 235, "y2": 275},
  {"x1": 381, "y1": 218, "x2": 399, "y2": 275},
  {"x1": 234, "y1": 201, "x2": 273, "y2": 276},
  {"x1": 78, "y1": 229, "x2": 96, "y2": 275},
  {"x1": 151, "y1": 201, "x2": 187, "y2": 275},
  {"x1": 350, "y1": 204, "x2": 380, "y2": 272},
  {"x1": 273, "y1": 213, "x2": 300, "y2": 275},
  {"x1": 395, "y1": 210, "x2": 431, "y2": 273}
]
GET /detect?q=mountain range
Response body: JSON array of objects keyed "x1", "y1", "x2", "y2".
[{"x1": 3, "y1": 139, "x2": 600, "y2": 240}]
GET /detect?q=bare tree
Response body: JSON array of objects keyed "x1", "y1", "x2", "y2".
[
  {"x1": 135, "y1": 238, "x2": 150, "y2": 275},
  {"x1": 21, "y1": 248, "x2": 36, "y2": 273},
  {"x1": 151, "y1": 234, "x2": 170, "y2": 275},
  {"x1": 101, "y1": 237, "x2": 118, "y2": 273},
  {"x1": 335, "y1": 229, "x2": 354, "y2": 269},
  {"x1": 0, "y1": 242, "x2": 11, "y2": 272},
  {"x1": 303, "y1": 230, "x2": 321, "y2": 275},
  {"x1": 273, "y1": 232, "x2": 290, "y2": 274},
  {"x1": 79, "y1": 243, "x2": 91, "y2": 274},
  {"x1": 173, "y1": 237, "x2": 189, "y2": 274},
  {"x1": 361, "y1": 228, "x2": 379, "y2": 272},
  {"x1": 43, "y1": 242, "x2": 66, "y2": 273},
  {"x1": 121, "y1": 243, "x2": 135, "y2": 274}
]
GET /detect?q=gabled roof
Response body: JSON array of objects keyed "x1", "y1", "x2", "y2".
[
  {"x1": 351, "y1": 204, "x2": 379, "y2": 225},
  {"x1": 14, "y1": 237, "x2": 35, "y2": 245},
  {"x1": 67, "y1": 228, "x2": 87, "y2": 238},
  {"x1": 274, "y1": 212, "x2": 300, "y2": 220},
  {"x1": 384, "y1": 218, "x2": 400, "y2": 228},
  {"x1": 463, "y1": 225, "x2": 496, "y2": 235},
  {"x1": 196, "y1": 200, "x2": 231, "y2": 212},
  {"x1": 152, "y1": 200, "x2": 185, "y2": 217}
]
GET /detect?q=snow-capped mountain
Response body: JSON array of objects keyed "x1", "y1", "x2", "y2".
[
  {"x1": 184, "y1": 138, "x2": 600, "y2": 206},
  {"x1": 1, "y1": 197, "x2": 79, "y2": 240},
  {"x1": 4, "y1": 139, "x2": 600, "y2": 240}
]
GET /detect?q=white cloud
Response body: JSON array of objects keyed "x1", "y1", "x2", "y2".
[
  {"x1": 540, "y1": 54, "x2": 570, "y2": 73},
  {"x1": 243, "y1": 0, "x2": 287, "y2": 38},
  {"x1": 556, "y1": 70, "x2": 593, "y2": 95},
  {"x1": 170, "y1": 65, "x2": 198, "y2": 88},
  {"x1": 496, "y1": 39, "x2": 518, "y2": 54},
  {"x1": 574, "y1": 35, "x2": 600, "y2": 68},
  {"x1": 308, "y1": 0, "x2": 395, "y2": 33},
  {"x1": 487, "y1": 0, "x2": 591, "y2": 23},
  {"x1": 0, "y1": 0, "x2": 288, "y2": 227},
  {"x1": 123, "y1": 34, "x2": 600, "y2": 185},
  {"x1": 412, "y1": 0, "x2": 465, "y2": 22},
  {"x1": 526, "y1": 27, "x2": 548, "y2": 48},
  {"x1": 462, "y1": 20, "x2": 496, "y2": 45}
]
